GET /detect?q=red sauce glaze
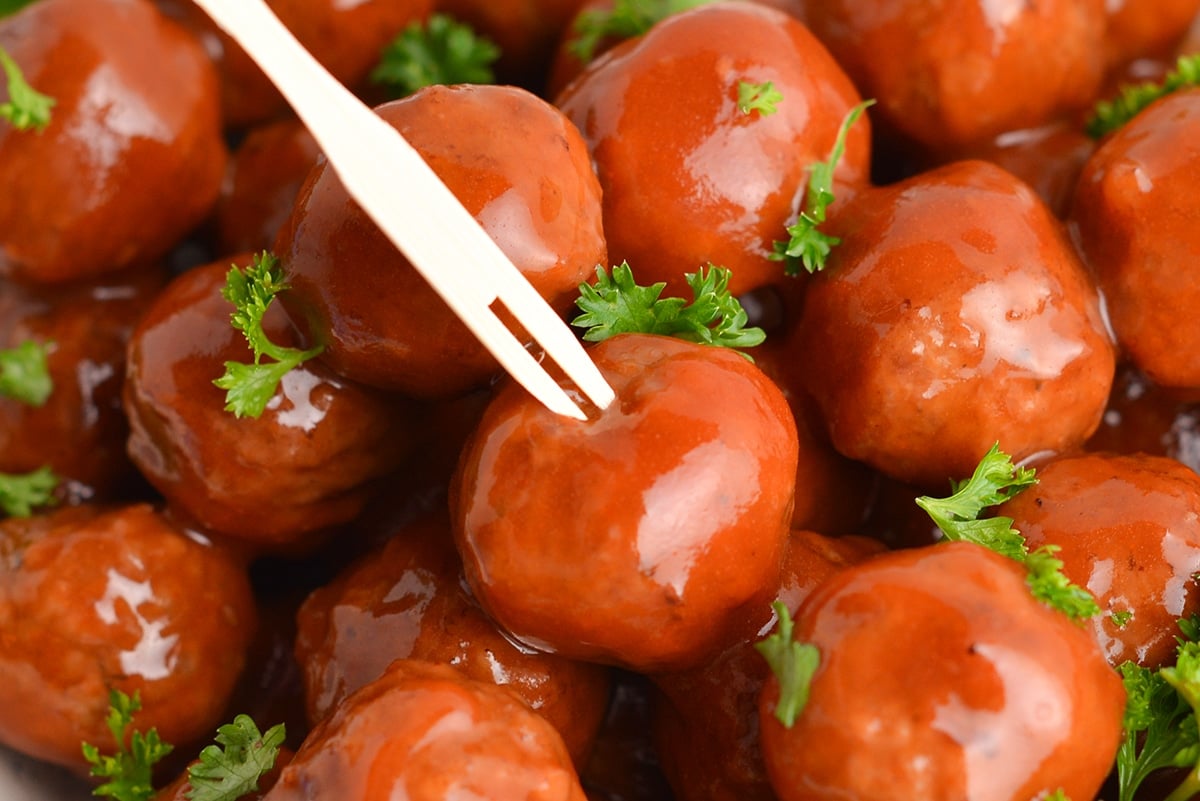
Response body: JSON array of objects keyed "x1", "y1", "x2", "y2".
[
  {"x1": 803, "y1": 0, "x2": 1105, "y2": 153},
  {"x1": 792, "y1": 159, "x2": 1116, "y2": 487},
  {"x1": 0, "y1": 266, "x2": 166, "y2": 501},
  {"x1": 158, "y1": 0, "x2": 433, "y2": 129},
  {"x1": 998, "y1": 451, "x2": 1200, "y2": 669},
  {"x1": 1102, "y1": 0, "x2": 1200, "y2": 69},
  {"x1": 293, "y1": 510, "x2": 611, "y2": 767},
  {"x1": 1068, "y1": 88, "x2": 1200, "y2": 389},
  {"x1": 214, "y1": 118, "x2": 321, "y2": 256},
  {"x1": 262, "y1": 659, "x2": 587, "y2": 801},
  {"x1": 758, "y1": 542, "x2": 1125, "y2": 801},
  {"x1": 554, "y1": 1, "x2": 870, "y2": 298},
  {"x1": 0, "y1": 0, "x2": 226, "y2": 283},
  {"x1": 123, "y1": 259, "x2": 417, "y2": 550},
  {"x1": 276, "y1": 83, "x2": 607, "y2": 398},
  {"x1": 452, "y1": 333, "x2": 798, "y2": 673},
  {"x1": 0, "y1": 504, "x2": 256, "y2": 773},
  {"x1": 652, "y1": 530, "x2": 885, "y2": 801}
]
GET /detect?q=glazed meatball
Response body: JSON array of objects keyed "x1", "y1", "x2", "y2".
[
  {"x1": 276, "y1": 83, "x2": 607, "y2": 398},
  {"x1": 293, "y1": 510, "x2": 611, "y2": 766},
  {"x1": 452, "y1": 333, "x2": 798, "y2": 673},
  {"x1": 792, "y1": 159, "x2": 1115, "y2": 487},
  {"x1": 1068, "y1": 89, "x2": 1200, "y2": 390},
  {"x1": 0, "y1": 504, "x2": 256, "y2": 773},
  {"x1": 803, "y1": 0, "x2": 1105, "y2": 152},
  {"x1": 758, "y1": 542, "x2": 1124, "y2": 801},
  {"x1": 123, "y1": 258, "x2": 416, "y2": 550},
  {"x1": 998, "y1": 451, "x2": 1200, "y2": 668},
  {"x1": 0, "y1": 0, "x2": 226, "y2": 283},
  {"x1": 263, "y1": 660, "x2": 587, "y2": 801},
  {"x1": 0, "y1": 266, "x2": 166, "y2": 500},
  {"x1": 555, "y1": 1, "x2": 870, "y2": 297}
]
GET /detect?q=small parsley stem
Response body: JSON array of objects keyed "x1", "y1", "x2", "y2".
[{"x1": 0, "y1": 43, "x2": 55, "y2": 132}]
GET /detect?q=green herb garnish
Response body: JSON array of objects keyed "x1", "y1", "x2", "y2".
[
  {"x1": 370, "y1": 13, "x2": 500, "y2": 98},
  {"x1": 916, "y1": 443, "x2": 1099, "y2": 621},
  {"x1": 754, "y1": 601, "x2": 820, "y2": 728},
  {"x1": 212, "y1": 252, "x2": 323, "y2": 419},
  {"x1": 769, "y1": 99, "x2": 873, "y2": 276},
  {"x1": 0, "y1": 44, "x2": 54, "y2": 132},
  {"x1": 1087, "y1": 54, "x2": 1200, "y2": 139},
  {"x1": 0, "y1": 339, "x2": 52, "y2": 406},
  {"x1": 82, "y1": 690, "x2": 174, "y2": 801},
  {"x1": 737, "y1": 80, "x2": 781, "y2": 117},
  {"x1": 0, "y1": 464, "x2": 58, "y2": 517},
  {"x1": 572, "y1": 261, "x2": 764, "y2": 356},
  {"x1": 568, "y1": 0, "x2": 714, "y2": 63},
  {"x1": 185, "y1": 716, "x2": 286, "y2": 801}
]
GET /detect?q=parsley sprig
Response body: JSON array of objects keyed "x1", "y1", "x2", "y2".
[
  {"x1": 0, "y1": 464, "x2": 58, "y2": 517},
  {"x1": 81, "y1": 689, "x2": 174, "y2": 801},
  {"x1": 212, "y1": 252, "x2": 323, "y2": 419},
  {"x1": 754, "y1": 601, "x2": 820, "y2": 728},
  {"x1": 185, "y1": 715, "x2": 286, "y2": 801},
  {"x1": 568, "y1": 0, "x2": 714, "y2": 63},
  {"x1": 572, "y1": 262, "x2": 765, "y2": 356},
  {"x1": 0, "y1": 44, "x2": 54, "y2": 132},
  {"x1": 1117, "y1": 618, "x2": 1200, "y2": 801},
  {"x1": 916, "y1": 443, "x2": 1100, "y2": 621},
  {"x1": 0, "y1": 339, "x2": 52, "y2": 406},
  {"x1": 370, "y1": 14, "x2": 499, "y2": 99},
  {"x1": 737, "y1": 80, "x2": 781, "y2": 117},
  {"x1": 1087, "y1": 54, "x2": 1200, "y2": 139},
  {"x1": 769, "y1": 99, "x2": 873, "y2": 276}
]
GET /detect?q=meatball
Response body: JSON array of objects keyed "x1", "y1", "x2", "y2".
[
  {"x1": 452, "y1": 333, "x2": 798, "y2": 673},
  {"x1": 758, "y1": 542, "x2": 1124, "y2": 801},
  {"x1": 555, "y1": 1, "x2": 870, "y2": 297},
  {"x1": 276, "y1": 83, "x2": 607, "y2": 398},
  {"x1": 792, "y1": 159, "x2": 1116, "y2": 487},
  {"x1": 998, "y1": 451, "x2": 1200, "y2": 668},
  {"x1": 803, "y1": 0, "x2": 1105, "y2": 152},
  {"x1": 0, "y1": 0, "x2": 226, "y2": 283},
  {"x1": 123, "y1": 258, "x2": 416, "y2": 550},
  {"x1": 0, "y1": 504, "x2": 256, "y2": 772},
  {"x1": 0, "y1": 266, "x2": 166, "y2": 500},
  {"x1": 293, "y1": 509, "x2": 611, "y2": 766},
  {"x1": 263, "y1": 660, "x2": 587, "y2": 801},
  {"x1": 1068, "y1": 88, "x2": 1200, "y2": 390}
]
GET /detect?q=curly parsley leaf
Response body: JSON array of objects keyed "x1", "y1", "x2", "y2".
[
  {"x1": 212, "y1": 252, "x2": 323, "y2": 419},
  {"x1": 572, "y1": 262, "x2": 765, "y2": 356},
  {"x1": 1025, "y1": 545, "x2": 1101, "y2": 622},
  {"x1": 915, "y1": 442, "x2": 1036, "y2": 560},
  {"x1": 1117, "y1": 619, "x2": 1200, "y2": 801},
  {"x1": 370, "y1": 13, "x2": 499, "y2": 99},
  {"x1": 568, "y1": 0, "x2": 714, "y2": 63},
  {"x1": 0, "y1": 465, "x2": 58, "y2": 517},
  {"x1": 754, "y1": 601, "x2": 820, "y2": 728},
  {"x1": 0, "y1": 339, "x2": 52, "y2": 406},
  {"x1": 1087, "y1": 54, "x2": 1200, "y2": 139},
  {"x1": 737, "y1": 80, "x2": 782, "y2": 116},
  {"x1": 769, "y1": 99, "x2": 873, "y2": 276},
  {"x1": 82, "y1": 689, "x2": 174, "y2": 801},
  {"x1": 185, "y1": 716, "x2": 286, "y2": 801},
  {"x1": 916, "y1": 444, "x2": 1098, "y2": 621},
  {"x1": 0, "y1": 44, "x2": 54, "y2": 132}
]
